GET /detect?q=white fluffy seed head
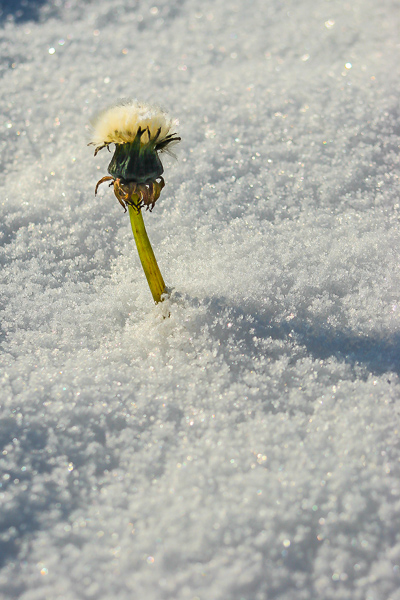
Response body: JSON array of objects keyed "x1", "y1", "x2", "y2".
[{"x1": 89, "y1": 99, "x2": 178, "y2": 149}]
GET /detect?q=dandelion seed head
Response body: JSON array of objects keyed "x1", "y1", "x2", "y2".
[{"x1": 89, "y1": 99, "x2": 178, "y2": 151}]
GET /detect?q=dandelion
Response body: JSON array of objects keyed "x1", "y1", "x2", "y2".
[{"x1": 89, "y1": 99, "x2": 180, "y2": 303}]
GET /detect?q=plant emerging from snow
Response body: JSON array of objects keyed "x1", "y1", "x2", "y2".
[{"x1": 89, "y1": 99, "x2": 180, "y2": 303}]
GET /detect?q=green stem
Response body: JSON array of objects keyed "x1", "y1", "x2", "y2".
[{"x1": 127, "y1": 201, "x2": 166, "y2": 303}]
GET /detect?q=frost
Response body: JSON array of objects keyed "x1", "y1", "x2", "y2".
[{"x1": 0, "y1": 0, "x2": 400, "y2": 599}]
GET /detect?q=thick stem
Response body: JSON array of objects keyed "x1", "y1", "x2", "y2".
[{"x1": 127, "y1": 202, "x2": 166, "y2": 303}]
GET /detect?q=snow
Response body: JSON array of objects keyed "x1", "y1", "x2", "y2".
[{"x1": 0, "y1": 0, "x2": 400, "y2": 598}]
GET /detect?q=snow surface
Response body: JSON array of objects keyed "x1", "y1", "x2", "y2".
[{"x1": 1, "y1": 0, "x2": 400, "y2": 598}]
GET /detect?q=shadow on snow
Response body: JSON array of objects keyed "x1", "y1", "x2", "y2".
[
  {"x1": 0, "y1": 0, "x2": 48, "y2": 23},
  {"x1": 187, "y1": 296, "x2": 400, "y2": 379}
]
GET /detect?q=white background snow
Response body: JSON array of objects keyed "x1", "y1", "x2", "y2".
[{"x1": 1, "y1": 0, "x2": 400, "y2": 598}]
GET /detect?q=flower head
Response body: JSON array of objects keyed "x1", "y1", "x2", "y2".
[
  {"x1": 89, "y1": 100, "x2": 178, "y2": 153},
  {"x1": 89, "y1": 99, "x2": 180, "y2": 211}
]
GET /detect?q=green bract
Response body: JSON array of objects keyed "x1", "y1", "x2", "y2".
[{"x1": 107, "y1": 128, "x2": 164, "y2": 184}]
